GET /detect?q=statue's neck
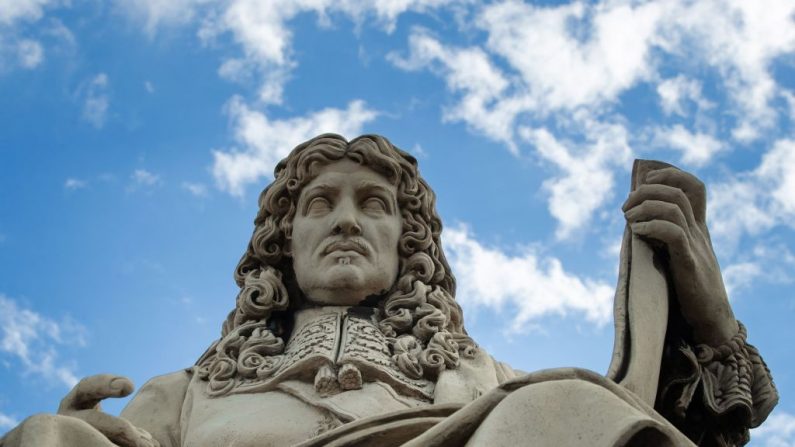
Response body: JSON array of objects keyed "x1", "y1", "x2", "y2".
[
  {"x1": 290, "y1": 305, "x2": 376, "y2": 338},
  {"x1": 283, "y1": 305, "x2": 435, "y2": 400}
]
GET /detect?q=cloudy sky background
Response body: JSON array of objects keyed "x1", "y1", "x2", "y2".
[{"x1": 1, "y1": 0, "x2": 794, "y2": 444}]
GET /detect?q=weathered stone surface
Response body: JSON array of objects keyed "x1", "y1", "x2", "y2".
[{"x1": 1, "y1": 134, "x2": 778, "y2": 447}]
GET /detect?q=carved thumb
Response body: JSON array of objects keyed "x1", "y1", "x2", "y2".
[{"x1": 59, "y1": 374, "x2": 135, "y2": 412}]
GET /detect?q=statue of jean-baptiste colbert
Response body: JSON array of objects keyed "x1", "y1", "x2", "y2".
[{"x1": 1, "y1": 134, "x2": 778, "y2": 447}]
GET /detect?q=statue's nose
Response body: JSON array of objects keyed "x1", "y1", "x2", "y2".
[{"x1": 331, "y1": 200, "x2": 362, "y2": 236}]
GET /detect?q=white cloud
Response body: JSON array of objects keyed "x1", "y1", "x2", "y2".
[
  {"x1": 471, "y1": 0, "x2": 794, "y2": 140},
  {"x1": 0, "y1": 0, "x2": 60, "y2": 72},
  {"x1": 181, "y1": 181, "x2": 207, "y2": 197},
  {"x1": 130, "y1": 169, "x2": 161, "y2": 188},
  {"x1": 654, "y1": 124, "x2": 724, "y2": 166},
  {"x1": 42, "y1": 17, "x2": 75, "y2": 47},
  {"x1": 0, "y1": 294, "x2": 85, "y2": 388},
  {"x1": 710, "y1": 139, "x2": 795, "y2": 248},
  {"x1": 388, "y1": 29, "x2": 515, "y2": 149},
  {"x1": 751, "y1": 411, "x2": 795, "y2": 447},
  {"x1": 80, "y1": 73, "x2": 110, "y2": 129},
  {"x1": 675, "y1": 0, "x2": 795, "y2": 142},
  {"x1": 477, "y1": 1, "x2": 663, "y2": 114},
  {"x1": 64, "y1": 178, "x2": 87, "y2": 190},
  {"x1": 211, "y1": 96, "x2": 377, "y2": 196},
  {"x1": 519, "y1": 116, "x2": 632, "y2": 240},
  {"x1": 194, "y1": 0, "x2": 455, "y2": 104},
  {"x1": 0, "y1": 410, "x2": 18, "y2": 430},
  {"x1": 722, "y1": 240, "x2": 795, "y2": 297},
  {"x1": 443, "y1": 225, "x2": 614, "y2": 333},
  {"x1": 756, "y1": 139, "x2": 795, "y2": 217},
  {"x1": 723, "y1": 261, "x2": 763, "y2": 296},
  {"x1": 657, "y1": 75, "x2": 712, "y2": 117},
  {"x1": 387, "y1": 0, "x2": 795, "y2": 241},
  {"x1": 0, "y1": 0, "x2": 52, "y2": 26},
  {"x1": 16, "y1": 38, "x2": 42, "y2": 68},
  {"x1": 144, "y1": 80, "x2": 154, "y2": 93},
  {"x1": 114, "y1": 0, "x2": 211, "y2": 35}
]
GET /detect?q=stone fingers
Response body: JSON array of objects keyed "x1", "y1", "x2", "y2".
[
  {"x1": 59, "y1": 375, "x2": 134, "y2": 412},
  {"x1": 67, "y1": 410, "x2": 160, "y2": 447},
  {"x1": 629, "y1": 220, "x2": 689, "y2": 256},
  {"x1": 625, "y1": 199, "x2": 690, "y2": 231},
  {"x1": 622, "y1": 183, "x2": 697, "y2": 229},
  {"x1": 624, "y1": 197, "x2": 692, "y2": 257},
  {"x1": 645, "y1": 167, "x2": 707, "y2": 223}
]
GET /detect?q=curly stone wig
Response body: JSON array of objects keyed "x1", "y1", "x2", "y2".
[{"x1": 196, "y1": 134, "x2": 476, "y2": 396}]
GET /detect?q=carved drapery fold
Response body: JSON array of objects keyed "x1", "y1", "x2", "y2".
[{"x1": 657, "y1": 322, "x2": 778, "y2": 447}]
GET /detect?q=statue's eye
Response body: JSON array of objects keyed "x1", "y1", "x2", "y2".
[
  {"x1": 306, "y1": 197, "x2": 332, "y2": 215},
  {"x1": 362, "y1": 197, "x2": 388, "y2": 214}
]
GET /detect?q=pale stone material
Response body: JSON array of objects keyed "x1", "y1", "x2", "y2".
[{"x1": 0, "y1": 135, "x2": 778, "y2": 447}]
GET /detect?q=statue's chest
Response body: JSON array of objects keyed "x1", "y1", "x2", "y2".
[
  {"x1": 181, "y1": 390, "x2": 343, "y2": 447},
  {"x1": 210, "y1": 307, "x2": 435, "y2": 401}
]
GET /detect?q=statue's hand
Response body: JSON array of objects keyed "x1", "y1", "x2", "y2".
[
  {"x1": 622, "y1": 166, "x2": 737, "y2": 346},
  {"x1": 58, "y1": 374, "x2": 160, "y2": 447}
]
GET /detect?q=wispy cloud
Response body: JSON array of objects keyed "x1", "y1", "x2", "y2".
[
  {"x1": 388, "y1": 0, "x2": 795, "y2": 240},
  {"x1": 0, "y1": 410, "x2": 18, "y2": 430},
  {"x1": 127, "y1": 169, "x2": 161, "y2": 192},
  {"x1": 710, "y1": 138, "x2": 795, "y2": 250},
  {"x1": 723, "y1": 262, "x2": 764, "y2": 297},
  {"x1": 80, "y1": 73, "x2": 110, "y2": 129},
  {"x1": 751, "y1": 411, "x2": 795, "y2": 447},
  {"x1": 653, "y1": 125, "x2": 724, "y2": 167},
  {"x1": 656, "y1": 75, "x2": 713, "y2": 117},
  {"x1": 0, "y1": 0, "x2": 60, "y2": 72},
  {"x1": 211, "y1": 96, "x2": 377, "y2": 197},
  {"x1": 16, "y1": 39, "x2": 43, "y2": 68},
  {"x1": 723, "y1": 241, "x2": 795, "y2": 297},
  {"x1": 181, "y1": 181, "x2": 207, "y2": 197},
  {"x1": 443, "y1": 224, "x2": 614, "y2": 333},
  {"x1": 64, "y1": 177, "x2": 87, "y2": 190},
  {"x1": 190, "y1": 0, "x2": 456, "y2": 104},
  {"x1": 388, "y1": 28, "x2": 514, "y2": 149},
  {"x1": 0, "y1": 294, "x2": 86, "y2": 388},
  {"x1": 520, "y1": 117, "x2": 633, "y2": 240},
  {"x1": 113, "y1": 0, "x2": 210, "y2": 36},
  {"x1": 0, "y1": 0, "x2": 53, "y2": 26}
]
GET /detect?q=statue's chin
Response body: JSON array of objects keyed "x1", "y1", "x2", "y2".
[{"x1": 301, "y1": 266, "x2": 377, "y2": 306}]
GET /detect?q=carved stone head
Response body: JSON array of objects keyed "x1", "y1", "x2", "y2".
[
  {"x1": 197, "y1": 134, "x2": 476, "y2": 394},
  {"x1": 290, "y1": 158, "x2": 403, "y2": 306}
]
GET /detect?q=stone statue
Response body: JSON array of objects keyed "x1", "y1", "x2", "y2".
[{"x1": 1, "y1": 134, "x2": 778, "y2": 446}]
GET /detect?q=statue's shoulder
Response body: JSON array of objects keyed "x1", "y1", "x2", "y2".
[
  {"x1": 435, "y1": 348, "x2": 523, "y2": 404},
  {"x1": 127, "y1": 369, "x2": 192, "y2": 407},
  {"x1": 120, "y1": 369, "x2": 193, "y2": 447}
]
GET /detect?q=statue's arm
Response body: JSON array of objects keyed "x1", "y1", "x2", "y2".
[
  {"x1": 655, "y1": 320, "x2": 778, "y2": 445},
  {"x1": 622, "y1": 162, "x2": 778, "y2": 445},
  {"x1": 120, "y1": 370, "x2": 191, "y2": 447},
  {"x1": 0, "y1": 375, "x2": 163, "y2": 447}
]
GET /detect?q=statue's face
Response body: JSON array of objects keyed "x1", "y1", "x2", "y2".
[{"x1": 291, "y1": 159, "x2": 402, "y2": 306}]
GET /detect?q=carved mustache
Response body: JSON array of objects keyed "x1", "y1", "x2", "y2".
[{"x1": 321, "y1": 238, "x2": 371, "y2": 257}]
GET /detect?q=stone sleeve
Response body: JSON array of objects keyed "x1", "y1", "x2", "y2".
[
  {"x1": 120, "y1": 370, "x2": 192, "y2": 447},
  {"x1": 656, "y1": 322, "x2": 778, "y2": 447}
]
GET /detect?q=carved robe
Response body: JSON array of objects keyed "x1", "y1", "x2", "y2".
[
  {"x1": 0, "y1": 160, "x2": 778, "y2": 447},
  {"x1": 117, "y1": 306, "x2": 701, "y2": 447}
]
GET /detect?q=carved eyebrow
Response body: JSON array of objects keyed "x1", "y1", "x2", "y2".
[
  {"x1": 357, "y1": 181, "x2": 396, "y2": 199},
  {"x1": 302, "y1": 184, "x2": 338, "y2": 197}
]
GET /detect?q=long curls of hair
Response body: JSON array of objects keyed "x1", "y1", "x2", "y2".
[{"x1": 196, "y1": 134, "x2": 476, "y2": 396}]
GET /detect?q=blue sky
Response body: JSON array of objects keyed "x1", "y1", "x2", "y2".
[{"x1": 1, "y1": 0, "x2": 794, "y2": 444}]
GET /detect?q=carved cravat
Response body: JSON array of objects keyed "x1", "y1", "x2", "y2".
[{"x1": 212, "y1": 306, "x2": 435, "y2": 401}]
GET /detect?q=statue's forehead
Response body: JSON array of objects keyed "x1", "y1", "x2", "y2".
[{"x1": 300, "y1": 159, "x2": 397, "y2": 192}]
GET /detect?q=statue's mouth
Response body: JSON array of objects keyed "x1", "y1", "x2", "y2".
[{"x1": 323, "y1": 238, "x2": 370, "y2": 257}]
